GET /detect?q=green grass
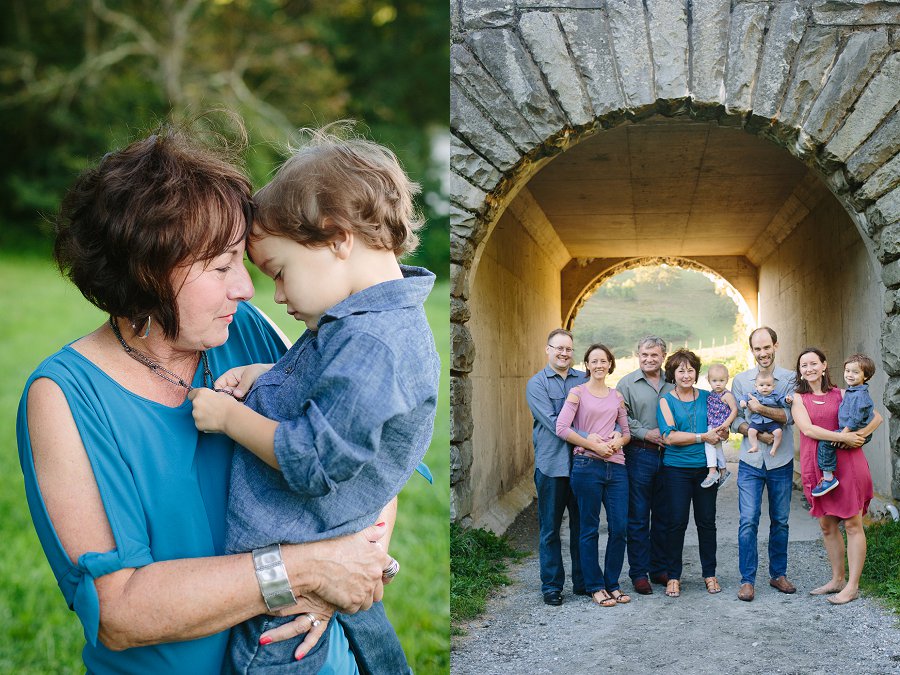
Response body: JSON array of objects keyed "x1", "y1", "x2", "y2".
[
  {"x1": 450, "y1": 524, "x2": 525, "y2": 633},
  {"x1": 573, "y1": 267, "x2": 744, "y2": 359},
  {"x1": 0, "y1": 254, "x2": 449, "y2": 674},
  {"x1": 861, "y1": 519, "x2": 900, "y2": 613}
]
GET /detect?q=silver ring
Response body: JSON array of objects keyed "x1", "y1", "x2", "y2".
[
  {"x1": 305, "y1": 613, "x2": 321, "y2": 628},
  {"x1": 382, "y1": 557, "x2": 400, "y2": 580}
]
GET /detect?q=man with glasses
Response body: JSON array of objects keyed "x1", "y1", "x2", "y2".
[
  {"x1": 525, "y1": 328, "x2": 588, "y2": 605},
  {"x1": 616, "y1": 336, "x2": 674, "y2": 595}
]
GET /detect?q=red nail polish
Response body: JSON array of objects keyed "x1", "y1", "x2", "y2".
[
  {"x1": 296, "y1": 652, "x2": 305, "y2": 661},
  {"x1": 259, "y1": 636, "x2": 272, "y2": 646},
  {"x1": 376, "y1": 522, "x2": 386, "y2": 527}
]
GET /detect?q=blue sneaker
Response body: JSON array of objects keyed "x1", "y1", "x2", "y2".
[
  {"x1": 718, "y1": 469, "x2": 732, "y2": 488},
  {"x1": 812, "y1": 476, "x2": 839, "y2": 497}
]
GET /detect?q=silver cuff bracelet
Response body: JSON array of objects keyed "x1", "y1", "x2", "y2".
[{"x1": 252, "y1": 543, "x2": 297, "y2": 611}]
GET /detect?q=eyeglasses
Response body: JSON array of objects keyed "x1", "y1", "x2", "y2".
[{"x1": 548, "y1": 345, "x2": 574, "y2": 354}]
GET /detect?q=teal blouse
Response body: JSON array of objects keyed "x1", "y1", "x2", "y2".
[
  {"x1": 16, "y1": 303, "x2": 295, "y2": 674},
  {"x1": 657, "y1": 388, "x2": 710, "y2": 468}
]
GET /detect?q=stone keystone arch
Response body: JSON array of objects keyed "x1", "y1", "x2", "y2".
[{"x1": 450, "y1": 0, "x2": 900, "y2": 528}]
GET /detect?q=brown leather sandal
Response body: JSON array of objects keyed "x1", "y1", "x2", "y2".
[
  {"x1": 704, "y1": 577, "x2": 721, "y2": 594},
  {"x1": 592, "y1": 590, "x2": 617, "y2": 607},
  {"x1": 665, "y1": 579, "x2": 680, "y2": 597},
  {"x1": 610, "y1": 590, "x2": 631, "y2": 604}
]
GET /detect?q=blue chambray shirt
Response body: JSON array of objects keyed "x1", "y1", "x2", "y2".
[
  {"x1": 225, "y1": 265, "x2": 440, "y2": 553},
  {"x1": 525, "y1": 365, "x2": 589, "y2": 478},
  {"x1": 839, "y1": 383, "x2": 874, "y2": 430}
]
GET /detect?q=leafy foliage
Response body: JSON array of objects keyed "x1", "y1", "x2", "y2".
[{"x1": 0, "y1": 0, "x2": 449, "y2": 275}]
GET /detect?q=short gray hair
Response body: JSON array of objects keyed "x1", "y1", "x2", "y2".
[{"x1": 636, "y1": 336, "x2": 667, "y2": 355}]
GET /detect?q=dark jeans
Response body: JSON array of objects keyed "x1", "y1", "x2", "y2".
[
  {"x1": 534, "y1": 467, "x2": 584, "y2": 594},
  {"x1": 570, "y1": 456, "x2": 629, "y2": 593},
  {"x1": 737, "y1": 459, "x2": 793, "y2": 585},
  {"x1": 664, "y1": 465, "x2": 717, "y2": 580},
  {"x1": 624, "y1": 445, "x2": 669, "y2": 581},
  {"x1": 227, "y1": 602, "x2": 408, "y2": 674}
]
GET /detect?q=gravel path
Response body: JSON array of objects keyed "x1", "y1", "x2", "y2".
[{"x1": 451, "y1": 462, "x2": 900, "y2": 674}]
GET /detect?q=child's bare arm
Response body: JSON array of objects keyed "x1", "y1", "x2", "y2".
[
  {"x1": 214, "y1": 363, "x2": 274, "y2": 399},
  {"x1": 188, "y1": 389, "x2": 279, "y2": 468},
  {"x1": 721, "y1": 391, "x2": 739, "y2": 428}
]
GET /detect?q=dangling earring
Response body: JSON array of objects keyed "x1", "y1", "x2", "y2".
[{"x1": 132, "y1": 316, "x2": 152, "y2": 339}]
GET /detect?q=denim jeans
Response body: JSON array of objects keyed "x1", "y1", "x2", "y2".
[
  {"x1": 737, "y1": 459, "x2": 793, "y2": 585},
  {"x1": 624, "y1": 446, "x2": 669, "y2": 581},
  {"x1": 664, "y1": 465, "x2": 717, "y2": 580},
  {"x1": 570, "y1": 457, "x2": 629, "y2": 593},
  {"x1": 534, "y1": 468, "x2": 584, "y2": 594},
  {"x1": 227, "y1": 602, "x2": 406, "y2": 674}
]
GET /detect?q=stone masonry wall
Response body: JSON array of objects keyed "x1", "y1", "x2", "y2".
[{"x1": 451, "y1": 0, "x2": 900, "y2": 523}]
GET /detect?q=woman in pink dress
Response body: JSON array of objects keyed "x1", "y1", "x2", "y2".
[{"x1": 790, "y1": 347, "x2": 883, "y2": 605}]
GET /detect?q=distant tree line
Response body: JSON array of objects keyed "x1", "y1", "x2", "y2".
[{"x1": 0, "y1": 0, "x2": 449, "y2": 275}]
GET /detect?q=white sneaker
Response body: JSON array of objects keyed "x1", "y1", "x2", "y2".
[
  {"x1": 718, "y1": 470, "x2": 733, "y2": 488},
  {"x1": 701, "y1": 473, "x2": 719, "y2": 488}
]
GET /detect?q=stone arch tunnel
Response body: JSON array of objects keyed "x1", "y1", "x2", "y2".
[{"x1": 449, "y1": 0, "x2": 900, "y2": 531}]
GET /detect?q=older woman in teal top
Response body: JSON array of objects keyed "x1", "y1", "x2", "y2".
[
  {"x1": 15, "y1": 128, "x2": 389, "y2": 674},
  {"x1": 656, "y1": 348, "x2": 725, "y2": 599}
]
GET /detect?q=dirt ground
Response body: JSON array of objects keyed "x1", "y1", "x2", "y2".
[{"x1": 451, "y1": 462, "x2": 900, "y2": 674}]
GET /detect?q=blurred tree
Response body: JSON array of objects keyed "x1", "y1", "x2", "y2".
[{"x1": 0, "y1": 0, "x2": 449, "y2": 275}]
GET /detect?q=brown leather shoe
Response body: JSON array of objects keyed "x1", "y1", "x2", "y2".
[
  {"x1": 769, "y1": 576, "x2": 797, "y2": 594},
  {"x1": 633, "y1": 577, "x2": 653, "y2": 595},
  {"x1": 738, "y1": 583, "x2": 755, "y2": 601},
  {"x1": 649, "y1": 573, "x2": 669, "y2": 585}
]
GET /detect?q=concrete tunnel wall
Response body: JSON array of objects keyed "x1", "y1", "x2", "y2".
[
  {"x1": 759, "y1": 190, "x2": 891, "y2": 490},
  {"x1": 460, "y1": 172, "x2": 890, "y2": 532}
]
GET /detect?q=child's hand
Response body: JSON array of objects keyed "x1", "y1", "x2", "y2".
[
  {"x1": 214, "y1": 363, "x2": 274, "y2": 399},
  {"x1": 187, "y1": 388, "x2": 238, "y2": 433}
]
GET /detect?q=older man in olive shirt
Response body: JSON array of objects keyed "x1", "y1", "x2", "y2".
[
  {"x1": 525, "y1": 328, "x2": 589, "y2": 605},
  {"x1": 616, "y1": 336, "x2": 674, "y2": 595}
]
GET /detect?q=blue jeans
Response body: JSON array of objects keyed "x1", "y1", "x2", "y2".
[
  {"x1": 227, "y1": 602, "x2": 406, "y2": 674},
  {"x1": 570, "y1": 457, "x2": 629, "y2": 593},
  {"x1": 664, "y1": 465, "x2": 717, "y2": 580},
  {"x1": 624, "y1": 446, "x2": 669, "y2": 581},
  {"x1": 534, "y1": 468, "x2": 584, "y2": 594},
  {"x1": 737, "y1": 459, "x2": 793, "y2": 585}
]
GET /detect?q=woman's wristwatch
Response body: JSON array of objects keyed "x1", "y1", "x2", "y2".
[{"x1": 695, "y1": 433, "x2": 702, "y2": 444}]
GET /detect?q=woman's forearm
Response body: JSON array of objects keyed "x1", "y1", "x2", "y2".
[{"x1": 97, "y1": 552, "x2": 272, "y2": 650}]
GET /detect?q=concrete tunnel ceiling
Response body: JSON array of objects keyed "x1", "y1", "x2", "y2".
[{"x1": 525, "y1": 120, "x2": 811, "y2": 261}]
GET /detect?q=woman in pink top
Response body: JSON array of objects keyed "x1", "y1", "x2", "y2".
[
  {"x1": 791, "y1": 347, "x2": 882, "y2": 605},
  {"x1": 557, "y1": 343, "x2": 631, "y2": 607}
]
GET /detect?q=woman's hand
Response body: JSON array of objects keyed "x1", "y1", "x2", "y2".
[
  {"x1": 838, "y1": 430, "x2": 866, "y2": 448},
  {"x1": 284, "y1": 523, "x2": 390, "y2": 615},
  {"x1": 188, "y1": 388, "x2": 240, "y2": 433},
  {"x1": 214, "y1": 363, "x2": 273, "y2": 399},
  {"x1": 261, "y1": 595, "x2": 336, "y2": 660},
  {"x1": 701, "y1": 430, "x2": 720, "y2": 444}
]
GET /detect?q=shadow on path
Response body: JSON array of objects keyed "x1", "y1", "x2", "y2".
[{"x1": 451, "y1": 462, "x2": 900, "y2": 674}]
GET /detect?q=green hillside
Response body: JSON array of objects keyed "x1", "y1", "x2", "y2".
[{"x1": 572, "y1": 266, "x2": 745, "y2": 361}]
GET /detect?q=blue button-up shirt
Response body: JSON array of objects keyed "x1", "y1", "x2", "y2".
[
  {"x1": 840, "y1": 383, "x2": 874, "y2": 430},
  {"x1": 730, "y1": 365, "x2": 797, "y2": 469},
  {"x1": 225, "y1": 265, "x2": 440, "y2": 553},
  {"x1": 526, "y1": 365, "x2": 589, "y2": 478}
]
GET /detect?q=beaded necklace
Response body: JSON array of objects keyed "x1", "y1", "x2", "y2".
[{"x1": 109, "y1": 317, "x2": 223, "y2": 393}]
